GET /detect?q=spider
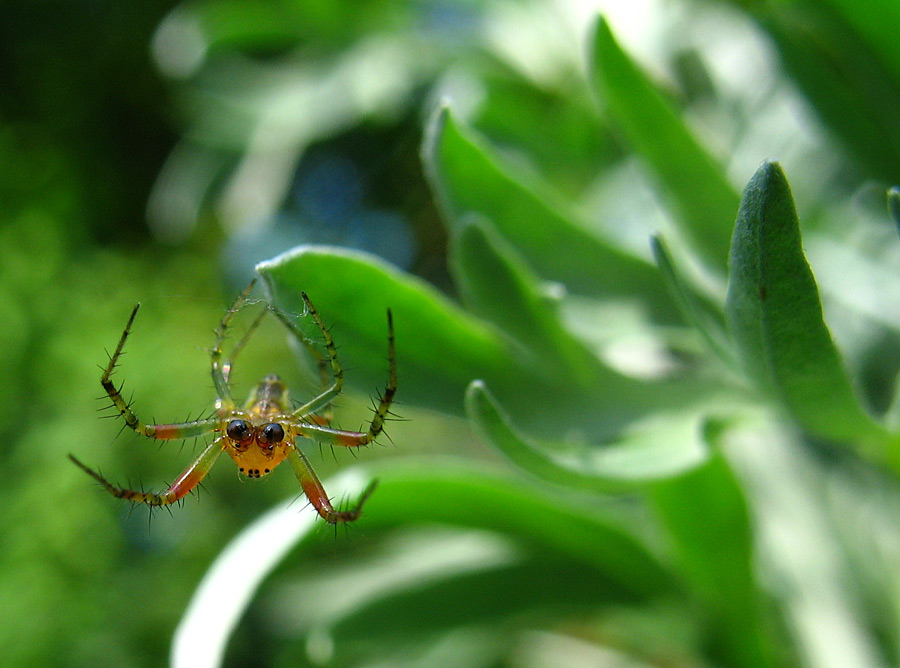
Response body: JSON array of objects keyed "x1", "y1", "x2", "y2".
[{"x1": 69, "y1": 279, "x2": 396, "y2": 524}]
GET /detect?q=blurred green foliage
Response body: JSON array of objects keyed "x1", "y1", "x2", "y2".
[{"x1": 6, "y1": 1, "x2": 900, "y2": 668}]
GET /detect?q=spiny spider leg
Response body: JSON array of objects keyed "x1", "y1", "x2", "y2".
[
  {"x1": 101, "y1": 303, "x2": 220, "y2": 440},
  {"x1": 75, "y1": 283, "x2": 395, "y2": 523},
  {"x1": 269, "y1": 292, "x2": 343, "y2": 421},
  {"x1": 69, "y1": 439, "x2": 226, "y2": 507},
  {"x1": 295, "y1": 309, "x2": 396, "y2": 448},
  {"x1": 287, "y1": 447, "x2": 378, "y2": 523},
  {"x1": 211, "y1": 279, "x2": 258, "y2": 409}
]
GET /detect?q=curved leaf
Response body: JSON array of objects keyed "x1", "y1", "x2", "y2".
[
  {"x1": 650, "y1": 453, "x2": 775, "y2": 668},
  {"x1": 725, "y1": 161, "x2": 896, "y2": 456},
  {"x1": 423, "y1": 104, "x2": 676, "y2": 319},
  {"x1": 590, "y1": 16, "x2": 739, "y2": 272},
  {"x1": 452, "y1": 218, "x2": 612, "y2": 386},
  {"x1": 466, "y1": 380, "x2": 709, "y2": 493},
  {"x1": 651, "y1": 234, "x2": 734, "y2": 366},
  {"x1": 257, "y1": 245, "x2": 518, "y2": 415},
  {"x1": 173, "y1": 462, "x2": 679, "y2": 668}
]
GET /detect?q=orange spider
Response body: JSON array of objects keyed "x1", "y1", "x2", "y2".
[{"x1": 70, "y1": 280, "x2": 396, "y2": 523}]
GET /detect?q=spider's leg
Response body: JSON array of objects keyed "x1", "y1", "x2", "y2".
[
  {"x1": 295, "y1": 309, "x2": 396, "y2": 447},
  {"x1": 287, "y1": 447, "x2": 377, "y2": 524},
  {"x1": 271, "y1": 293, "x2": 343, "y2": 420},
  {"x1": 101, "y1": 304, "x2": 220, "y2": 439},
  {"x1": 210, "y1": 279, "x2": 257, "y2": 408},
  {"x1": 221, "y1": 307, "x2": 267, "y2": 385},
  {"x1": 69, "y1": 439, "x2": 226, "y2": 507}
]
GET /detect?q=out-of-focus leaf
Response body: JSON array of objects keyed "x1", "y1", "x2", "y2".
[
  {"x1": 364, "y1": 464, "x2": 677, "y2": 597},
  {"x1": 651, "y1": 234, "x2": 734, "y2": 366},
  {"x1": 174, "y1": 462, "x2": 679, "y2": 668},
  {"x1": 257, "y1": 245, "x2": 518, "y2": 415},
  {"x1": 423, "y1": 105, "x2": 677, "y2": 320},
  {"x1": 650, "y1": 453, "x2": 776, "y2": 668},
  {"x1": 466, "y1": 380, "x2": 708, "y2": 493},
  {"x1": 471, "y1": 68, "x2": 620, "y2": 196},
  {"x1": 324, "y1": 555, "x2": 642, "y2": 663},
  {"x1": 451, "y1": 218, "x2": 611, "y2": 386},
  {"x1": 725, "y1": 161, "x2": 896, "y2": 456},
  {"x1": 258, "y1": 245, "x2": 706, "y2": 437},
  {"x1": 821, "y1": 0, "x2": 900, "y2": 86},
  {"x1": 589, "y1": 17, "x2": 739, "y2": 273},
  {"x1": 889, "y1": 187, "x2": 900, "y2": 240},
  {"x1": 737, "y1": 1, "x2": 900, "y2": 183}
]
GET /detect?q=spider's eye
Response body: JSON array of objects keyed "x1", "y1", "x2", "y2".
[
  {"x1": 226, "y1": 419, "x2": 252, "y2": 442},
  {"x1": 260, "y1": 422, "x2": 285, "y2": 445}
]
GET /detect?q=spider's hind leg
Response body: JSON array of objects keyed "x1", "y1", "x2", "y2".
[
  {"x1": 287, "y1": 447, "x2": 377, "y2": 524},
  {"x1": 69, "y1": 438, "x2": 226, "y2": 507}
]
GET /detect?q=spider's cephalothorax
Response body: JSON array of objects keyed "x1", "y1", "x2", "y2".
[
  {"x1": 224, "y1": 375, "x2": 293, "y2": 478},
  {"x1": 69, "y1": 280, "x2": 395, "y2": 524}
]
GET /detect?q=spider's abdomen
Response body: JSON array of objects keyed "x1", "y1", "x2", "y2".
[{"x1": 245, "y1": 374, "x2": 291, "y2": 415}]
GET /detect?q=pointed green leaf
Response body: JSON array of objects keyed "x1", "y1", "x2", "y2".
[
  {"x1": 257, "y1": 246, "x2": 518, "y2": 415},
  {"x1": 725, "y1": 161, "x2": 895, "y2": 453},
  {"x1": 651, "y1": 234, "x2": 734, "y2": 366},
  {"x1": 174, "y1": 462, "x2": 679, "y2": 668},
  {"x1": 590, "y1": 17, "x2": 739, "y2": 272},
  {"x1": 423, "y1": 105, "x2": 677, "y2": 319},
  {"x1": 750, "y1": 4, "x2": 900, "y2": 183},
  {"x1": 650, "y1": 453, "x2": 775, "y2": 668},
  {"x1": 889, "y1": 187, "x2": 900, "y2": 240},
  {"x1": 466, "y1": 380, "x2": 709, "y2": 493},
  {"x1": 452, "y1": 218, "x2": 606, "y2": 386}
]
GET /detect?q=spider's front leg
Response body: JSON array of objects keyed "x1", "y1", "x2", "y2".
[
  {"x1": 295, "y1": 308, "x2": 397, "y2": 449},
  {"x1": 287, "y1": 447, "x2": 377, "y2": 524},
  {"x1": 102, "y1": 303, "x2": 220, "y2": 439},
  {"x1": 210, "y1": 279, "x2": 259, "y2": 409},
  {"x1": 69, "y1": 439, "x2": 226, "y2": 507}
]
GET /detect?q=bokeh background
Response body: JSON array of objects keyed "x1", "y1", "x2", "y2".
[{"x1": 5, "y1": 1, "x2": 900, "y2": 667}]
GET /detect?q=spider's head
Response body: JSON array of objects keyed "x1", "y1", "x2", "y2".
[{"x1": 223, "y1": 415, "x2": 291, "y2": 478}]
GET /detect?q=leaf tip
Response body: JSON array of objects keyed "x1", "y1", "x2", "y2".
[{"x1": 888, "y1": 187, "x2": 900, "y2": 240}]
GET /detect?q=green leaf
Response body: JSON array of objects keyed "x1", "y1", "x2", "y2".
[
  {"x1": 423, "y1": 105, "x2": 677, "y2": 320},
  {"x1": 471, "y1": 68, "x2": 620, "y2": 196},
  {"x1": 466, "y1": 380, "x2": 709, "y2": 493},
  {"x1": 589, "y1": 17, "x2": 739, "y2": 272},
  {"x1": 258, "y1": 245, "x2": 703, "y2": 436},
  {"x1": 742, "y1": 2, "x2": 900, "y2": 183},
  {"x1": 650, "y1": 453, "x2": 775, "y2": 668},
  {"x1": 174, "y1": 462, "x2": 679, "y2": 668},
  {"x1": 889, "y1": 187, "x2": 900, "y2": 240},
  {"x1": 823, "y1": 0, "x2": 900, "y2": 85},
  {"x1": 451, "y1": 218, "x2": 607, "y2": 386},
  {"x1": 725, "y1": 161, "x2": 895, "y2": 453},
  {"x1": 651, "y1": 234, "x2": 734, "y2": 366},
  {"x1": 324, "y1": 554, "x2": 643, "y2": 661},
  {"x1": 257, "y1": 246, "x2": 518, "y2": 415}
]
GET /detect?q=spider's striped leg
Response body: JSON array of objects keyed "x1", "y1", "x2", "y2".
[
  {"x1": 102, "y1": 304, "x2": 220, "y2": 439},
  {"x1": 287, "y1": 447, "x2": 377, "y2": 524},
  {"x1": 69, "y1": 439, "x2": 226, "y2": 507},
  {"x1": 271, "y1": 293, "x2": 344, "y2": 420},
  {"x1": 294, "y1": 309, "x2": 396, "y2": 447},
  {"x1": 210, "y1": 279, "x2": 257, "y2": 408}
]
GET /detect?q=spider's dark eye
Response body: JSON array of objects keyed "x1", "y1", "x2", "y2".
[
  {"x1": 226, "y1": 419, "x2": 252, "y2": 442},
  {"x1": 260, "y1": 422, "x2": 285, "y2": 445}
]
